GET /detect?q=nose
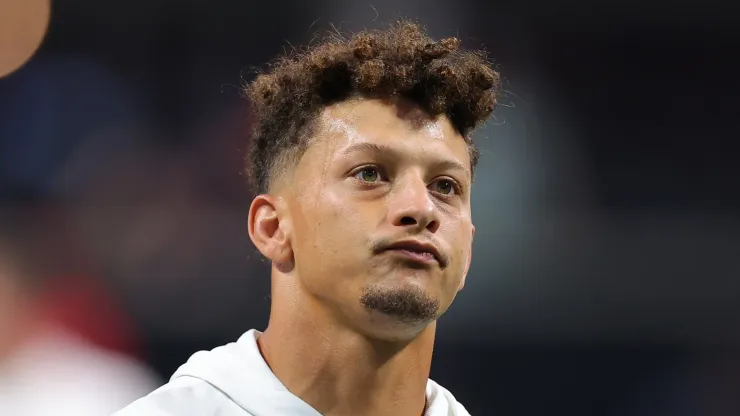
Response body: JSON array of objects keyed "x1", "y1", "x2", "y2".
[{"x1": 387, "y1": 174, "x2": 440, "y2": 233}]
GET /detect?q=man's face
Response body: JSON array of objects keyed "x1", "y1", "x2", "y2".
[{"x1": 280, "y1": 97, "x2": 475, "y2": 337}]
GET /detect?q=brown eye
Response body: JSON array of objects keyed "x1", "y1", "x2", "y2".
[
  {"x1": 432, "y1": 179, "x2": 456, "y2": 195},
  {"x1": 355, "y1": 166, "x2": 380, "y2": 182}
]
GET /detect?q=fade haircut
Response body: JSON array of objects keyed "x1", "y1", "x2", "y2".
[{"x1": 243, "y1": 20, "x2": 500, "y2": 194}]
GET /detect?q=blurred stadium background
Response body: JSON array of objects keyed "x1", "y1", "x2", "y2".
[{"x1": 1, "y1": 0, "x2": 738, "y2": 414}]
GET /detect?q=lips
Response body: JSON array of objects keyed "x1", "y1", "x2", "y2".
[{"x1": 382, "y1": 240, "x2": 445, "y2": 267}]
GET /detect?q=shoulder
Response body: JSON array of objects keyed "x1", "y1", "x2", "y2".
[
  {"x1": 113, "y1": 376, "x2": 251, "y2": 416},
  {"x1": 453, "y1": 402, "x2": 472, "y2": 416},
  {"x1": 426, "y1": 378, "x2": 472, "y2": 416}
]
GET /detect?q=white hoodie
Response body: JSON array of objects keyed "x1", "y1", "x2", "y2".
[{"x1": 114, "y1": 329, "x2": 471, "y2": 416}]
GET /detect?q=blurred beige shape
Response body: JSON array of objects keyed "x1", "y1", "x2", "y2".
[{"x1": 0, "y1": 0, "x2": 51, "y2": 78}]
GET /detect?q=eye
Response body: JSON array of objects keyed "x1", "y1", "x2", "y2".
[
  {"x1": 353, "y1": 166, "x2": 381, "y2": 183},
  {"x1": 430, "y1": 178, "x2": 458, "y2": 196}
]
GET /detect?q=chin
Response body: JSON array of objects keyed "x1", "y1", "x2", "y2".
[
  {"x1": 359, "y1": 313, "x2": 435, "y2": 343},
  {"x1": 356, "y1": 284, "x2": 441, "y2": 341}
]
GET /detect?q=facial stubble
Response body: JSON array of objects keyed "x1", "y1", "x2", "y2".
[{"x1": 359, "y1": 283, "x2": 440, "y2": 324}]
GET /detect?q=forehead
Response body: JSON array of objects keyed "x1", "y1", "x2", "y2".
[{"x1": 313, "y1": 97, "x2": 471, "y2": 170}]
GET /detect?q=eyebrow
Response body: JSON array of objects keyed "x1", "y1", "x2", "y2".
[{"x1": 341, "y1": 142, "x2": 470, "y2": 176}]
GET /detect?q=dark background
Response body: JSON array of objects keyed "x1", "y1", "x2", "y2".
[{"x1": 1, "y1": 0, "x2": 739, "y2": 414}]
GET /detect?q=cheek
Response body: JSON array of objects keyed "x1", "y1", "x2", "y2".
[
  {"x1": 441, "y1": 218, "x2": 473, "y2": 271},
  {"x1": 294, "y1": 189, "x2": 369, "y2": 266},
  {"x1": 292, "y1": 190, "x2": 381, "y2": 298}
]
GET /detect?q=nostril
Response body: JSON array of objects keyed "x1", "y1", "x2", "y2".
[
  {"x1": 400, "y1": 216, "x2": 417, "y2": 226},
  {"x1": 426, "y1": 220, "x2": 440, "y2": 233}
]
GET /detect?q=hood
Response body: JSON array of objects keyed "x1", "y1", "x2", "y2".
[
  {"x1": 171, "y1": 329, "x2": 467, "y2": 416},
  {"x1": 170, "y1": 329, "x2": 321, "y2": 416}
]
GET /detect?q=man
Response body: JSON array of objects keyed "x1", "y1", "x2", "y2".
[{"x1": 116, "y1": 20, "x2": 500, "y2": 416}]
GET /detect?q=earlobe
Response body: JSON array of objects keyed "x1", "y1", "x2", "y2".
[{"x1": 247, "y1": 195, "x2": 293, "y2": 265}]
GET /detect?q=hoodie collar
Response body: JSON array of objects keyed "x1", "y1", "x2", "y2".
[
  {"x1": 171, "y1": 329, "x2": 322, "y2": 416},
  {"x1": 171, "y1": 329, "x2": 462, "y2": 416}
]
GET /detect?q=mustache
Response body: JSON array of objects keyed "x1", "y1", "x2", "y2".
[{"x1": 370, "y1": 237, "x2": 449, "y2": 267}]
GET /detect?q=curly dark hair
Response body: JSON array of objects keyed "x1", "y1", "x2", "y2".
[{"x1": 243, "y1": 20, "x2": 500, "y2": 194}]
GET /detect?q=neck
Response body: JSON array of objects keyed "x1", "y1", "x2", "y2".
[{"x1": 259, "y1": 276, "x2": 434, "y2": 416}]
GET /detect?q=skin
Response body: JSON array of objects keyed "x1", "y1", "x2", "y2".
[
  {"x1": 248, "y1": 96, "x2": 475, "y2": 416},
  {"x1": 0, "y1": 252, "x2": 38, "y2": 361}
]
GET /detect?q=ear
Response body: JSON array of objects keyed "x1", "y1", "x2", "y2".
[
  {"x1": 247, "y1": 194, "x2": 293, "y2": 266},
  {"x1": 458, "y1": 225, "x2": 475, "y2": 291}
]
